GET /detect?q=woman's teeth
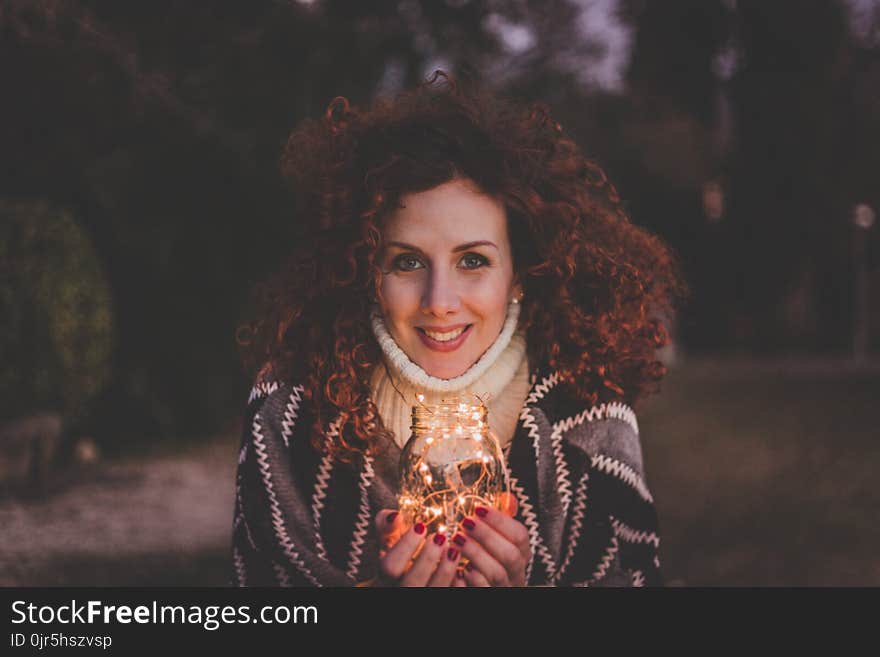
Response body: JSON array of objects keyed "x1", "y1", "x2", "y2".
[{"x1": 422, "y1": 326, "x2": 467, "y2": 342}]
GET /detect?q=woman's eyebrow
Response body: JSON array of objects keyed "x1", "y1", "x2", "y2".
[{"x1": 385, "y1": 240, "x2": 498, "y2": 253}]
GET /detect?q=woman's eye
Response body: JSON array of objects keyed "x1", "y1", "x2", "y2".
[
  {"x1": 460, "y1": 253, "x2": 489, "y2": 270},
  {"x1": 393, "y1": 254, "x2": 424, "y2": 271}
]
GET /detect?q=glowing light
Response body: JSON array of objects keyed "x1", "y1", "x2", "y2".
[{"x1": 399, "y1": 397, "x2": 508, "y2": 539}]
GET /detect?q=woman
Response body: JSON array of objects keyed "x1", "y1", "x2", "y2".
[{"x1": 231, "y1": 72, "x2": 685, "y2": 587}]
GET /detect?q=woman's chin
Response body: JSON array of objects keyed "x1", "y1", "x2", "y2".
[{"x1": 419, "y1": 358, "x2": 471, "y2": 380}]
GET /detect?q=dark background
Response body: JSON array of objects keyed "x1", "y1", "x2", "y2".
[{"x1": 1, "y1": 0, "x2": 878, "y2": 586}]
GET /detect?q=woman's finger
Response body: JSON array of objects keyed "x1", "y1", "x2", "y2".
[
  {"x1": 379, "y1": 521, "x2": 427, "y2": 582},
  {"x1": 460, "y1": 515, "x2": 525, "y2": 580},
  {"x1": 497, "y1": 491, "x2": 518, "y2": 517},
  {"x1": 427, "y1": 544, "x2": 461, "y2": 587},
  {"x1": 473, "y1": 504, "x2": 531, "y2": 563},
  {"x1": 374, "y1": 509, "x2": 408, "y2": 551},
  {"x1": 450, "y1": 531, "x2": 511, "y2": 586},
  {"x1": 400, "y1": 532, "x2": 447, "y2": 587},
  {"x1": 463, "y1": 562, "x2": 491, "y2": 587}
]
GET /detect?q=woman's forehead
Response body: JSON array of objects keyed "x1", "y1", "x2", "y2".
[{"x1": 382, "y1": 179, "x2": 509, "y2": 246}]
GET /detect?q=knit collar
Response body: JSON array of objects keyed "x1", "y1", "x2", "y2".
[
  {"x1": 369, "y1": 299, "x2": 522, "y2": 395},
  {"x1": 369, "y1": 300, "x2": 530, "y2": 448}
]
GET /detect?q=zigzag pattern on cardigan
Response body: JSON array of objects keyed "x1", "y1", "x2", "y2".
[{"x1": 231, "y1": 363, "x2": 664, "y2": 587}]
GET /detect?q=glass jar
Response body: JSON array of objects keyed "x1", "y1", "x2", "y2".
[{"x1": 398, "y1": 397, "x2": 508, "y2": 539}]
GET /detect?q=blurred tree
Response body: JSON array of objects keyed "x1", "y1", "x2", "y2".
[
  {"x1": 622, "y1": 0, "x2": 732, "y2": 124},
  {"x1": 612, "y1": 0, "x2": 735, "y2": 353},
  {"x1": 0, "y1": 200, "x2": 114, "y2": 425},
  {"x1": 613, "y1": 0, "x2": 880, "y2": 355},
  {"x1": 0, "y1": 0, "x2": 606, "y2": 446},
  {"x1": 728, "y1": 0, "x2": 869, "y2": 352}
]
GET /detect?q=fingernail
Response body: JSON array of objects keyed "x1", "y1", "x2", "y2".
[
  {"x1": 475, "y1": 506, "x2": 489, "y2": 518},
  {"x1": 414, "y1": 522, "x2": 426, "y2": 535},
  {"x1": 462, "y1": 518, "x2": 476, "y2": 531},
  {"x1": 447, "y1": 547, "x2": 459, "y2": 561},
  {"x1": 433, "y1": 533, "x2": 446, "y2": 546},
  {"x1": 466, "y1": 562, "x2": 474, "y2": 571},
  {"x1": 452, "y1": 533, "x2": 466, "y2": 547},
  {"x1": 386, "y1": 511, "x2": 398, "y2": 524}
]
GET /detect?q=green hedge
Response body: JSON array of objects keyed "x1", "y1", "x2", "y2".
[{"x1": 0, "y1": 200, "x2": 114, "y2": 423}]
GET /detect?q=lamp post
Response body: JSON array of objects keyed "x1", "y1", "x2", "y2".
[{"x1": 853, "y1": 203, "x2": 875, "y2": 363}]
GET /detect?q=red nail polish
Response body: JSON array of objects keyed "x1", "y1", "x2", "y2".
[
  {"x1": 414, "y1": 522, "x2": 426, "y2": 535},
  {"x1": 475, "y1": 506, "x2": 489, "y2": 518},
  {"x1": 463, "y1": 518, "x2": 476, "y2": 531},
  {"x1": 447, "y1": 547, "x2": 459, "y2": 562},
  {"x1": 453, "y1": 534, "x2": 466, "y2": 547},
  {"x1": 433, "y1": 533, "x2": 446, "y2": 546},
  {"x1": 386, "y1": 511, "x2": 398, "y2": 524}
]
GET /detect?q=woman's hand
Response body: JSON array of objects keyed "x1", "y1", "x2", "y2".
[
  {"x1": 455, "y1": 492, "x2": 531, "y2": 587},
  {"x1": 373, "y1": 510, "x2": 464, "y2": 587}
]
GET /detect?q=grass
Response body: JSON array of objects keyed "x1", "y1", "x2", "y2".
[
  {"x1": 4, "y1": 357, "x2": 877, "y2": 586},
  {"x1": 639, "y1": 358, "x2": 880, "y2": 586}
]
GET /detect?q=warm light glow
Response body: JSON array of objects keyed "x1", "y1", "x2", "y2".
[{"x1": 399, "y1": 397, "x2": 508, "y2": 542}]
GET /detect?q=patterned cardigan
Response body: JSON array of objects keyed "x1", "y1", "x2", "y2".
[{"x1": 229, "y1": 362, "x2": 664, "y2": 587}]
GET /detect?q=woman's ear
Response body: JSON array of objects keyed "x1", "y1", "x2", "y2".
[{"x1": 511, "y1": 281, "x2": 524, "y2": 304}]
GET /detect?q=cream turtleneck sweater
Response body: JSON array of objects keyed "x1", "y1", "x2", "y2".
[{"x1": 369, "y1": 300, "x2": 531, "y2": 450}]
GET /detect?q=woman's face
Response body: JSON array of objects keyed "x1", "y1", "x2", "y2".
[{"x1": 378, "y1": 177, "x2": 521, "y2": 380}]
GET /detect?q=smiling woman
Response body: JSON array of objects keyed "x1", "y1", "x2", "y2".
[
  {"x1": 377, "y1": 178, "x2": 518, "y2": 380},
  {"x1": 231, "y1": 71, "x2": 686, "y2": 587}
]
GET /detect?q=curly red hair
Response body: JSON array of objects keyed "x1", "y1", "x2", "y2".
[{"x1": 238, "y1": 71, "x2": 687, "y2": 460}]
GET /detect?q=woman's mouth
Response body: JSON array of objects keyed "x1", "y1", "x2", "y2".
[{"x1": 416, "y1": 324, "x2": 473, "y2": 352}]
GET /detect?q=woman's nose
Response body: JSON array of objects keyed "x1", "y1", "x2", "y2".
[{"x1": 421, "y1": 270, "x2": 460, "y2": 316}]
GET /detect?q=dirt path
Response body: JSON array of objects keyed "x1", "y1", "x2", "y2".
[
  {"x1": 0, "y1": 439, "x2": 239, "y2": 586},
  {"x1": 2, "y1": 357, "x2": 878, "y2": 586}
]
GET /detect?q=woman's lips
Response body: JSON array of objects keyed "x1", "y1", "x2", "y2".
[{"x1": 416, "y1": 324, "x2": 473, "y2": 352}]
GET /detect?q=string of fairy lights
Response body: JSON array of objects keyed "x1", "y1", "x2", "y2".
[{"x1": 399, "y1": 394, "x2": 506, "y2": 539}]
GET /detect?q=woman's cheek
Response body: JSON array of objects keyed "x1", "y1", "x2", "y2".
[
  {"x1": 381, "y1": 277, "x2": 422, "y2": 319},
  {"x1": 467, "y1": 277, "x2": 511, "y2": 323}
]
